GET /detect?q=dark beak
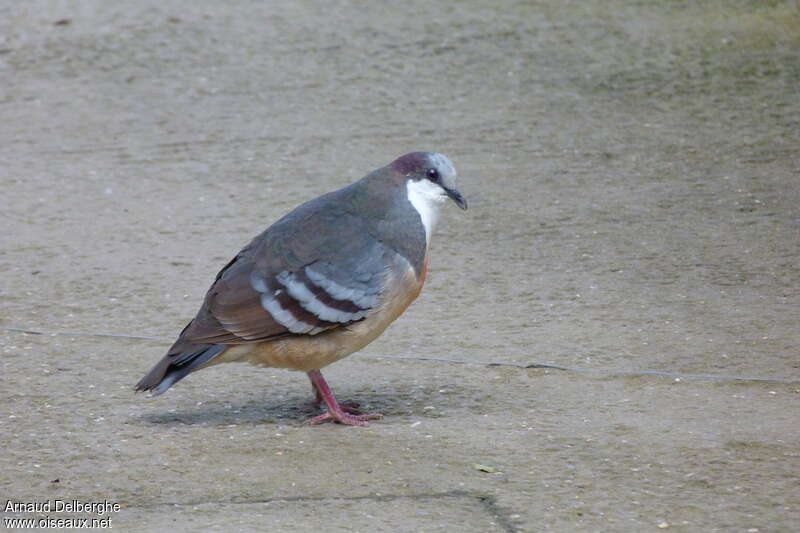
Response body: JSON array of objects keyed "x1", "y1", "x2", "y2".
[{"x1": 445, "y1": 187, "x2": 468, "y2": 210}]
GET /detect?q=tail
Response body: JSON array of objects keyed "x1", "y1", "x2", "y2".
[{"x1": 135, "y1": 342, "x2": 226, "y2": 396}]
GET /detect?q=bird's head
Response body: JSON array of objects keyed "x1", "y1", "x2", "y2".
[{"x1": 390, "y1": 152, "x2": 468, "y2": 211}]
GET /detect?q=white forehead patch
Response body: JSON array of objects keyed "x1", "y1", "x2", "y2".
[
  {"x1": 427, "y1": 153, "x2": 456, "y2": 178},
  {"x1": 407, "y1": 178, "x2": 447, "y2": 246}
]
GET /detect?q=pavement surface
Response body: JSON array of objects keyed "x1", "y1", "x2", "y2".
[{"x1": 1, "y1": 1, "x2": 798, "y2": 531}]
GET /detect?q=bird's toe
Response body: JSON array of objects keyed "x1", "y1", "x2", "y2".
[{"x1": 304, "y1": 411, "x2": 382, "y2": 427}]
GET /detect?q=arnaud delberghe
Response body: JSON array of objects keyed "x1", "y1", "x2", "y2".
[{"x1": 4, "y1": 500, "x2": 120, "y2": 515}]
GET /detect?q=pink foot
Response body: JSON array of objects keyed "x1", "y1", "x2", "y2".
[
  {"x1": 305, "y1": 411, "x2": 383, "y2": 427},
  {"x1": 305, "y1": 370, "x2": 383, "y2": 427}
]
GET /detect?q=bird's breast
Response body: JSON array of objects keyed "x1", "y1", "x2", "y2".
[{"x1": 417, "y1": 252, "x2": 430, "y2": 287}]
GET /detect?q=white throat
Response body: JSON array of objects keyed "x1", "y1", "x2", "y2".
[{"x1": 406, "y1": 179, "x2": 447, "y2": 246}]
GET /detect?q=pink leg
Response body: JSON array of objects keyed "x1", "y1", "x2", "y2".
[
  {"x1": 305, "y1": 370, "x2": 382, "y2": 426},
  {"x1": 312, "y1": 384, "x2": 362, "y2": 413}
]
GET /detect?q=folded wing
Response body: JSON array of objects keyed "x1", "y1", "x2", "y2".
[{"x1": 177, "y1": 196, "x2": 389, "y2": 346}]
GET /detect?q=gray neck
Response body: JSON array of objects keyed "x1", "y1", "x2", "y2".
[{"x1": 343, "y1": 169, "x2": 427, "y2": 275}]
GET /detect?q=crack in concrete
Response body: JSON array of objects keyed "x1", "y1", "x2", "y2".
[
  {"x1": 3, "y1": 326, "x2": 797, "y2": 385},
  {"x1": 127, "y1": 490, "x2": 519, "y2": 532}
]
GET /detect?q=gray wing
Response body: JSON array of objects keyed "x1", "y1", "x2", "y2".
[{"x1": 178, "y1": 194, "x2": 390, "y2": 345}]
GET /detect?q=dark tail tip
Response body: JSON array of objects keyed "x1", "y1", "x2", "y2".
[
  {"x1": 135, "y1": 344, "x2": 225, "y2": 395},
  {"x1": 135, "y1": 358, "x2": 170, "y2": 394}
]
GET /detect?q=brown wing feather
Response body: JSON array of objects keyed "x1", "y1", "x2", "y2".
[
  {"x1": 178, "y1": 252, "x2": 341, "y2": 345},
  {"x1": 174, "y1": 183, "x2": 398, "y2": 347}
]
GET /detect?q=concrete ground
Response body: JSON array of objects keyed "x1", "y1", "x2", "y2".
[{"x1": 1, "y1": 1, "x2": 798, "y2": 531}]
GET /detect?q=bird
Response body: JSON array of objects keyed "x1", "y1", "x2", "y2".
[{"x1": 136, "y1": 152, "x2": 467, "y2": 426}]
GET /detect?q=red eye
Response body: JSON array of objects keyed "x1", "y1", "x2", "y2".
[{"x1": 426, "y1": 168, "x2": 440, "y2": 182}]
